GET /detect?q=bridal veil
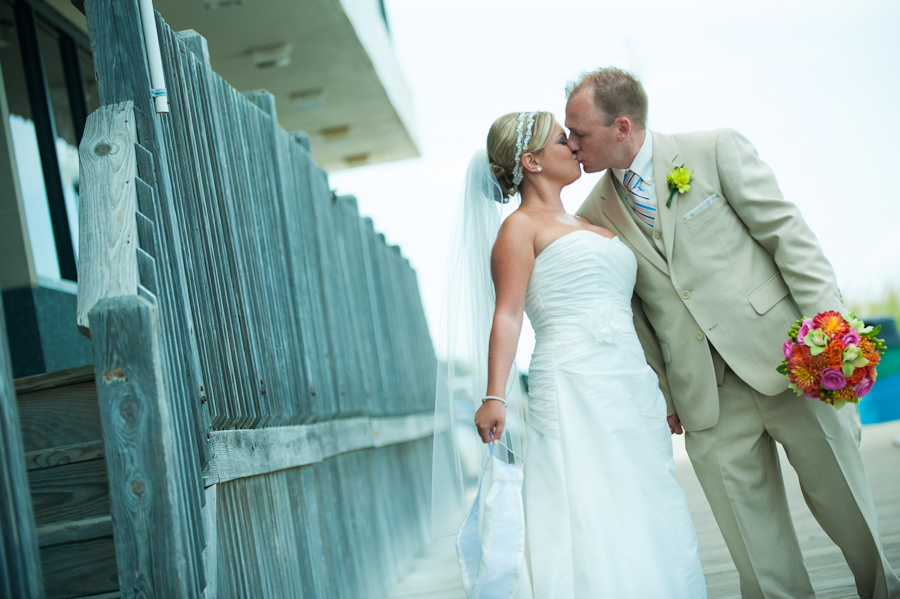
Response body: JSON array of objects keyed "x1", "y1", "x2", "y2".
[{"x1": 431, "y1": 150, "x2": 528, "y2": 538}]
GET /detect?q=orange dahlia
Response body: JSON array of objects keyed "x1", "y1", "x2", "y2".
[
  {"x1": 788, "y1": 345, "x2": 810, "y2": 372},
  {"x1": 848, "y1": 367, "x2": 867, "y2": 385},
  {"x1": 790, "y1": 343, "x2": 811, "y2": 361},
  {"x1": 813, "y1": 311, "x2": 849, "y2": 338},
  {"x1": 868, "y1": 365, "x2": 878, "y2": 382},
  {"x1": 824, "y1": 339, "x2": 845, "y2": 369},
  {"x1": 859, "y1": 338, "x2": 881, "y2": 366},
  {"x1": 808, "y1": 352, "x2": 828, "y2": 377},
  {"x1": 789, "y1": 363, "x2": 820, "y2": 398}
]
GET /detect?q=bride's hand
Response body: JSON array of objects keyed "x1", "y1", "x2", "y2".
[{"x1": 474, "y1": 400, "x2": 506, "y2": 444}]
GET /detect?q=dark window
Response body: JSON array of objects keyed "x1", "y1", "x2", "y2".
[{"x1": 0, "y1": 0, "x2": 93, "y2": 283}]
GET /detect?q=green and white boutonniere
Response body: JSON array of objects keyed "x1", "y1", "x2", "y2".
[{"x1": 666, "y1": 165, "x2": 692, "y2": 207}]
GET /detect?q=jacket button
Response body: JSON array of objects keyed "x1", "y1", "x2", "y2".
[
  {"x1": 653, "y1": 231, "x2": 661, "y2": 240},
  {"x1": 681, "y1": 290, "x2": 691, "y2": 299},
  {"x1": 696, "y1": 331, "x2": 704, "y2": 340}
]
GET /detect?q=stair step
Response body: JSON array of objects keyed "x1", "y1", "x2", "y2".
[
  {"x1": 15, "y1": 364, "x2": 96, "y2": 395},
  {"x1": 17, "y1": 381, "x2": 102, "y2": 457},
  {"x1": 29, "y1": 458, "x2": 110, "y2": 527},
  {"x1": 37, "y1": 515, "x2": 113, "y2": 548},
  {"x1": 41, "y1": 536, "x2": 118, "y2": 599},
  {"x1": 13, "y1": 366, "x2": 118, "y2": 598},
  {"x1": 26, "y1": 439, "x2": 105, "y2": 471}
]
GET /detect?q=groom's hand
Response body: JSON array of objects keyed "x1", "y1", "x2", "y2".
[{"x1": 667, "y1": 413, "x2": 684, "y2": 435}]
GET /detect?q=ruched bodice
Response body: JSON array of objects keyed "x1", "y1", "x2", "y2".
[
  {"x1": 517, "y1": 229, "x2": 707, "y2": 598},
  {"x1": 526, "y1": 230, "x2": 637, "y2": 344}
]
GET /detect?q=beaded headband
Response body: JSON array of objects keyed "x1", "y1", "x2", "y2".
[{"x1": 509, "y1": 111, "x2": 536, "y2": 198}]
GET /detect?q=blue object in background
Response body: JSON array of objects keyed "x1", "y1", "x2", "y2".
[
  {"x1": 859, "y1": 370, "x2": 900, "y2": 425},
  {"x1": 859, "y1": 317, "x2": 899, "y2": 425}
]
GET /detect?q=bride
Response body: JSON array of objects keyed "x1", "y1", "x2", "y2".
[{"x1": 434, "y1": 110, "x2": 707, "y2": 598}]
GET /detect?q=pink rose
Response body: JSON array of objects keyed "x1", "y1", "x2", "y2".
[
  {"x1": 842, "y1": 327, "x2": 861, "y2": 347},
  {"x1": 797, "y1": 318, "x2": 814, "y2": 344},
  {"x1": 782, "y1": 340, "x2": 795, "y2": 360},
  {"x1": 854, "y1": 376, "x2": 874, "y2": 398},
  {"x1": 820, "y1": 368, "x2": 847, "y2": 391}
]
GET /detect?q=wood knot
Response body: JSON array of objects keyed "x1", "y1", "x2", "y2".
[
  {"x1": 102, "y1": 366, "x2": 127, "y2": 383},
  {"x1": 130, "y1": 481, "x2": 146, "y2": 497},
  {"x1": 94, "y1": 143, "x2": 112, "y2": 156},
  {"x1": 119, "y1": 398, "x2": 140, "y2": 424}
]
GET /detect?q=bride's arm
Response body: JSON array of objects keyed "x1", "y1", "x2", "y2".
[{"x1": 474, "y1": 218, "x2": 535, "y2": 444}]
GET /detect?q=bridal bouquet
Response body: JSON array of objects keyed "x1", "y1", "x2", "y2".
[{"x1": 777, "y1": 311, "x2": 886, "y2": 409}]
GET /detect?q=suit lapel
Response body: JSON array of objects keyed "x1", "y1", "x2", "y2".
[
  {"x1": 652, "y1": 131, "x2": 680, "y2": 266},
  {"x1": 598, "y1": 172, "x2": 669, "y2": 275}
]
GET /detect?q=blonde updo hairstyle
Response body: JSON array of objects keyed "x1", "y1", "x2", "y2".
[{"x1": 487, "y1": 111, "x2": 555, "y2": 201}]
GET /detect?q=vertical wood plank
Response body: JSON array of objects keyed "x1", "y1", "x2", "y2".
[
  {"x1": 0, "y1": 283, "x2": 45, "y2": 598},
  {"x1": 202, "y1": 484, "x2": 217, "y2": 599}
]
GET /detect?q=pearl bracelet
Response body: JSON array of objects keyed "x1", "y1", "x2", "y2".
[{"x1": 481, "y1": 395, "x2": 507, "y2": 406}]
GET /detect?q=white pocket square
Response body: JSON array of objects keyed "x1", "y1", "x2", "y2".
[{"x1": 684, "y1": 194, "x2": 718, "y2": 220}]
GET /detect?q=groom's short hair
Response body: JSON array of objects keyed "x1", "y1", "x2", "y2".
[{"x1": 567, "y1": 68, "x2": 648, "y2": 130}]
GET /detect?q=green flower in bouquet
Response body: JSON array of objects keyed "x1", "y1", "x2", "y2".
[
  {"x1": 804, "y1": 328, "x2": 829, "y2": 355},
  {"x1": 840, "y1": 344, "x2": 869, "y2": 377}
]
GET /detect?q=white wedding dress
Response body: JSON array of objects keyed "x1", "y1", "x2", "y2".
[{"x1": 520, "y1": 229, "x2": 707, "y2": 598}]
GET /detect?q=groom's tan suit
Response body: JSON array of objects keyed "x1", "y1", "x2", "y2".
[{"x1": 577, "y1": 129, "x2": 900, "y2": 598}]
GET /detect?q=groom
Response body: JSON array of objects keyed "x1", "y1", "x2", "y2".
[{"x1": 567, "y1": 67, "x2": 900, "y2": 599}]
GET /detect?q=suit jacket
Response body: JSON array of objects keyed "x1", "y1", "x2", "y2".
[{"x1": 576, "y1": 129, "x2": 843, "y2": 431}]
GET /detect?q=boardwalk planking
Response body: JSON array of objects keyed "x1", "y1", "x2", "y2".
[{"x1": 387, "y1": 420, "x2": 900, "y2": 598}]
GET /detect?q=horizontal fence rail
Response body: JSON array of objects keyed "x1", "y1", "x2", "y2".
[
  {"x1": 78, "y1": 0, "x2": 436, "y2": 596},
  {"x1": 204, "y1": 412, "x2": 434, "y2": 486}
]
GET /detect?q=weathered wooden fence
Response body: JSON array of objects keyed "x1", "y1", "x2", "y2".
[
  {"x1": 73, "y1": 0, "x2": 436, "y2": 596},
  {"x1": 0, "y1": 286, "x2": 45, "y2": 598}
]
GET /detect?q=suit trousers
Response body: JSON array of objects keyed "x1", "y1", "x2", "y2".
[{"x1": 685, "y1": 366, "x2": 900, "y2": 599}]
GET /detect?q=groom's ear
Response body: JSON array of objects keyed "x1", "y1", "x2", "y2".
[{"x1": 615, "y1": 116, "x2": 632, "y2": 142}]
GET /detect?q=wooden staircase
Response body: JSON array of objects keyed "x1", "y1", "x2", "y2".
[{"x1": 14, "y1": 365, "x2": 119, "y2": 599}]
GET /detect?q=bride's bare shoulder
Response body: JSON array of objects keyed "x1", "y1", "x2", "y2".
[
  {"x1": 494, "y1": 211, "x2": 539, "y2": 253},
  {"x1": 498, "y1": 210, "x2": 538, "y2": 238}
]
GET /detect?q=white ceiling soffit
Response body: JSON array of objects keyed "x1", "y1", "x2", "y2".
[{"x1": 153, "y1": 0, "x2": 420, "y2": 171}]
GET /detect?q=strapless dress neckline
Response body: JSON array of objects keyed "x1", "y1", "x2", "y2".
[{"x1": 536, "y1": 229, "x2": 620, "y2": 261}]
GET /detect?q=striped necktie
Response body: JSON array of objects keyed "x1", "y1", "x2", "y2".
[{"x1": 623, "y1": 170, "x2": 656, "y2": 228}]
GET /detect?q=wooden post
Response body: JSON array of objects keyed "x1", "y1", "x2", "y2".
[
  {"x1": 0, "y1": 287, "x2": 44, "y2": 598},
  {"x1": 76, "y1": 101, "x2": 140, "y2": 336},
  {"x1": 89, "y1": 295, "x2": 193, "y2": 598}
]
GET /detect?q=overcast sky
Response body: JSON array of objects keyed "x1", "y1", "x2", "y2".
[{"x1": 331, "y1": 0, "x2": 900, "y2": 368}]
